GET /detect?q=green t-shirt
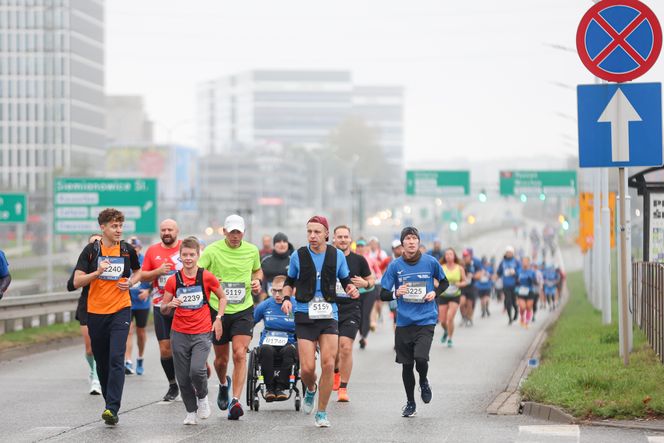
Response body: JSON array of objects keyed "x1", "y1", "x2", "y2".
[{"x1": 198, "y1": 239, "x2": 261, "y2": 314}]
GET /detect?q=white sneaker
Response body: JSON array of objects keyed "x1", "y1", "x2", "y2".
[
  {"x1": 197, "y1": 396, "x2": 211, "y2": 419},
  {"x1": 90, "y1": 379, "x2": 102, "y2": 395},
  {"x1": 183, "y1": 412, "x2": 197, "y2": 425}
]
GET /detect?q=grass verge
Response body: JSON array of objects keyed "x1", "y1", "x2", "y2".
[
  {"x1": 520, "y1": 271, "x2": 664, "y2": 419},
  {"x1": 0, "y1": 321, "x2": 80, "y2": 352}
]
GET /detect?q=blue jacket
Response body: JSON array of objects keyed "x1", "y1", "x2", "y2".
[
  {"x1": 254, "y1": 297, "x2": 296, "y2": 345},
  {"x1": 497, "y1": 257, "x2": 521, "y2": 288}
]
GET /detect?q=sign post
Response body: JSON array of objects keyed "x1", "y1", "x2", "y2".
[{"x1": 577, "y1": 0, "x2": 663, "y2": 365}]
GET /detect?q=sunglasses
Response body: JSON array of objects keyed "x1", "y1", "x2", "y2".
[{"x1": 271, "y1": 288, "x2": 283, "y2": 294}]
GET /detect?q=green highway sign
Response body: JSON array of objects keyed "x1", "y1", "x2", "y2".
[
  {"x1": 499, "y1": 170, "x2": 577, "y2": 197},
  {"x1": 0, "y1": 193, "x2": 27, "y2": 223},
  {"x1": 54, "y1": 178, "x2": 158, "y2": 234},
  {"x1": 406, "y1": 170, "x2": 470, "y2": 197}
]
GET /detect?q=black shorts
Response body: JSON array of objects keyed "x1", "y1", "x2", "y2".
[
  {"x1": 461, "y1": 287, "x2": 477, "y2": 300},
  {"x1": 131, "y1": 308, "x2": 150, "y2": 328},
  {"x1": 337, "y1": 303, "x2": 361, "y2": 340},
  {"x1": 153, "y1": 306, "x2": 173, "y2": 341},
  {"x1": 210, "y1": 307, "x2": 254, "y2": 346},
  {"x1": 478, "y1": 290, "x2": 491, "y2": 298},
  {"x1": 294, "y1": 312, "x2": 338, "y2": 342},
  {"x1": 395, "y1": 324, "x2": 435, "y2": 365},
  {"x1": 437, "y1": 296, "x2": 461, "y2": 306},
  {"x1": 75, "y1": 293, "x2": 88, "y2": 326}
]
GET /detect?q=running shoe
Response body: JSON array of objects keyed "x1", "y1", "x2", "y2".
[
  {"x1": 314, "y1": 411, "x2": 331, "y2": 427},
  {"x1": 124, "y1": 361, "x2": 135, "y2": 375},
  {"x1": 197, "y1": 395, "x2": 211, "y2": 419},
  {"x1": 447, "y1": 339, "x2": 453, "y2": 348},
  {"x1": 420, "y1": 381, "x2": 432, "y2": 404},
  {"x1": 303, "y1": 384, "x2": 317, "y2": 414},
  {"x1": 136, "y1": 358, "x2": 144, "y2": 375},
  {"x1": 163, "y1": 383, "x2": 179, "y2": 401},
  {"x1": 101, "y1": 409, "x2": 118, "y2": 425},
  {"x1": 333, "y1": 372, "x2": 340, "y2": 391},
  {"x1": 228, "y1": 398, "x2": 244, "y2": 420},
  {"x1": 183, "y1": 412, "x2": 197, "y2": 425},
  {"x1": 359, "y1": 338, "x2": 367, "y2": 349},
  {"x1": 337, "y1": 387, "x2": 349, "y2": 402},
  {"x1": 441, "y1": 330, "x2": 448, "y2": 343},
  {"x1": 217, "y1": 376, "x2": 231, "y2": 410},
  {"x1": 401, "y1": 401, "x2": 417, "y2": 417},
  {"x1": 90, "y1": 379, "x2": 102, "y2": 395}
]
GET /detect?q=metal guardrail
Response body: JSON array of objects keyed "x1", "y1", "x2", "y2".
[
  {"x1": 0, "y1": 292, "x2": 79, "y2": 335},
  {"x1": 632, "y1": 262, "x2": 664, "y2": 363}
]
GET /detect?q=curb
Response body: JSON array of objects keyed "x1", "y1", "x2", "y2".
[
  {"x1": 0, "y1": 334, "x2": 83, "y2": 363},
  {"x1": 487, "y1": 284, "x2": 570, "y2": 416},
  {"x1": 521, "y1": 401, "x2": 575, "y2": 424},
  {"x1": 582, "y1": 419, "x2": 664, "y2": 433}
]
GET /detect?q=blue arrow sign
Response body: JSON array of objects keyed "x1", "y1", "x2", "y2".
[{"x1": 577, "y1": 82, "x2": 663, "y2": 168}]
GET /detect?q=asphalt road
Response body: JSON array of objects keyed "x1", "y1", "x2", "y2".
[{"x1": 0, "y1": 228, "x2": 658, "y2": 442}]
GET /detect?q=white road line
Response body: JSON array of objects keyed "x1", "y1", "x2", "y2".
[
  {"x1": 647, "y1": 437, "x2": 664, "y2": 443},
  {"x1": 518, "y1": 424, "x2": 580, "y2": 438}
]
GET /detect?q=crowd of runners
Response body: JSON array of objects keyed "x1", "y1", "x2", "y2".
[{"x1": 66, "y1": 208, "x2": 564, "y2": 428}]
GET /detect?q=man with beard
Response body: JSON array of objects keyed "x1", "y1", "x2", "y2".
[
  {"x1": 259, "y1": 232, "x2": 292, "y2": 303},
  {"x1": 331, "y1": 225, "x2": 374, "y2": 402},
  {"x1": 141, "y1": 219, "x2": 183, "y2": 401},
  {"x1": 380, "y1": 227, "x2": 448, "y2": 417}
]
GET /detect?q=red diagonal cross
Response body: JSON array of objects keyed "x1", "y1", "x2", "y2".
[{"x1": 591, "y1": 11, "x2": 648, "y2": 67}]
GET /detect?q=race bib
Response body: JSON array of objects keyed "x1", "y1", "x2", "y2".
[
  {"x1": 545, "y1": 279, "x2": 556, "y2": 286},
  {"x1": 403, "y1": 281, "x2": 427, "y2": 303},
  {"x1": 223, "y1": 282, "x2": 246, "y2": 304},
  {"x1": 158, "y1": 271, "x2": 176, "y2": 290},
  {"x1": 309, "y1": 298, "x2": 333, "y2": 319},
  {"x1": 480, "y1": 276, "x2": 490, "y2": 283},
  {"x1": 444, "y1": 284, "x2": 459, "y2": 296},
  {"x1": 263, "y1": 331, "x2": 289, "y2": 347},
  {"x1": 335, "y1": 280, "x2": 348, "y2": 298},
  {"x1": 505, "y1": 268, "x2": 516, "y2": 277},
  {"x1": 98, "y1": 257, "x2": 124, "y2": 281},
  {"x1": 176, "y1": 285, "x2": 205, "y2": 309},
  {"x1": 518, "y1": 286, "x2": 530, "y2": 296}
]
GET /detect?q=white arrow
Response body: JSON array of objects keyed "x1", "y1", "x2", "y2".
[
  {"x1": 15, "y1": 202, "x2": 22, "y2": 215},
  {"x1": 597, "y1": 88, "x2": 642, "y2": 163}
]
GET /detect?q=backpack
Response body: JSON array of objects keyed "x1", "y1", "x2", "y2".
[{"x1": 86, "y1": 239, "x2": 131, "y2": 274}]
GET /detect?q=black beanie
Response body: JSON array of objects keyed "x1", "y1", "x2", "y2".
[
  {"x1": 400, "y1": 226, "x2": 420, "y2": 244},
  {"x1": 273, "y1": 232, "x2": 289, "y2": 245}
]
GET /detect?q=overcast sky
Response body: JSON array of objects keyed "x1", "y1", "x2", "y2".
[{"x1": 105, "y1": 0, "x2": 664, "y2": 165}]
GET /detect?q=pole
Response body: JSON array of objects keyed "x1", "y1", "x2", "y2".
[
  {"x1": 618, "y1": 167, "x2": 629, "y2": 365},
  {"x1": 624, "y1": 167, "x2": 633, "y2": 352},
  {"x1": 592, "y1": 168, "x2": 601, "y2": 308},
  {"x1": 601, "y1": 168, "x2": 611, "y2": 324}
]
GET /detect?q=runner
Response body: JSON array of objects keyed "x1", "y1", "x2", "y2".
[
  {"x1": 280, "y1": 215, "x2": 360, "y2": 427},
  {"x1": 426, "y1": 239, "x2": 443, "y2": 261},
  {"x1": 459, "y1": 249, "x2": 480, "y2": 327},
  {"x1": 259, "y1": 234, "x2": 273, "y2": 259},
  {"x1": 198, "y1": 214, "x2": 263, "y2": 420},
  {"x1": 253, "y1": 275, "x2": 296, "y2": 401},
  {"x1": 161, "y1": 236, "x2": 226, "y2": 425},
  {"x1": 125, "y1": 237, "x2": 151, "y2": 375},
  {"x1": 543, "y1": 264, "x2": 559, "y2": 311},
  {"x1": 368, "y1": 237, "x2": 387, "y2": 331},
  {"x1": 72, "y1": 208, "x2": 142, "y2": 425},
  {"x1": 476, "y1": 256, "x2": 493, "y2": 318},
  {"x1": 332, "y1": 225, "x2": 374, "y2": 402},
  {"x1": 259, "y1": 232, "x2": 293, "y2": 303},
  {"x1": 0, "y1": 248, "x2": 10, "y2": 299},
  {"x1": 356, "y1": 239, "x2": 381, "y2": 349},
  {"x1": 379, "y1": 226, "x2": 447, "y2": 417},
  {"x1": 516, "y1": 257, "x2": 537, "y2": 328},
  {"x1": 140, "y1": 219, "x2": 183, "y2": 401},
  {"x1": 496, "y1": 246, "x2": 520, "y2": 325},
  {"x1": 436, "y1": 248, "x2": 467, "y2": 348},
  {"x1": 384, "y1": 239, "x2": 404, "y2": 329},
  {"x1": 67, "y1": 233, "x2": 102, "y2": 394}
]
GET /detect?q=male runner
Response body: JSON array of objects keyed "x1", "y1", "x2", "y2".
[
  {"x1": 73, "y1": 208, "x2": 142, "y2": 425},
  {"x1": 281, "y1": 216, "x2": 359, "y2": 427},
  {"x1": 0, "y1": 248, "x2": 10, "y2": 299},
  {"x1": 380, "y1": 226, "x2": 447, "y2": 417},
  {"x1": 332, "y1": 225, "x2": 374, "y2": 402},
  {"x1": 141, "y1": 219, "x2": 183, "y2": 400},
  {"x1": 198, "y1": 214, "x2": 263, "y2": 420}
]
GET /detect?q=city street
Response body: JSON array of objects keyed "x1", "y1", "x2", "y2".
[{"x1": 0, "y1": 228, "x2": 658, "y2": 442}]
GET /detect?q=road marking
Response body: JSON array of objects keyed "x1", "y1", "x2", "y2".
[
  {"x1": 518, "y1": 425, "x2": 580, "y2": 440},
  {"x1": 647, "y1": 437, "x2": 664, "y2": 443}
]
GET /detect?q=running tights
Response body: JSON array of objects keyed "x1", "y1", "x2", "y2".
[{"x1": 402, "y1": 359, "x2": 429, "y2": 402}]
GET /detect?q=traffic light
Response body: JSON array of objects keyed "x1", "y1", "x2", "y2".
[
  {"x1": 449, "y1": 221, "x2": 458, "y2": 231},
  {"x1": 478, "y1": 189, "x2": 487, "y2": 203},
  {"x1": 520, "y1": 194, "x2": 527, "y2": 203},
  {"x1": 539, "y1": 193, "x2": 546, "y2": 201}
]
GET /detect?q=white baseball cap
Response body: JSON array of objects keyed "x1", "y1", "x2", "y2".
[
  {"x1": 391, "y1": 239, "x2": 402, "y2": 249},
  {"x1": 224, "y1": 214, "x2": 245, "y2": 233},
  {"x1": 505, "y1": 245, "x2": 515, "y2": 254}
]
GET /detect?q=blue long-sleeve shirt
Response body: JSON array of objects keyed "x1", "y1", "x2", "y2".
[
  {"x1": 497, "y1": 257, "x2": 521, "y2": 288},
  {"x1": 253, "y1": 297, "x2": 296, "y2": 345}
]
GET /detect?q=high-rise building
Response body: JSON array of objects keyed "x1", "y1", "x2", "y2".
[
  {"x1": 352, "y1": 86, "x2": 404, "y2": 168},
  {"x1": 0, "y1": 0, "x2": 105, "y2": 191},
  {"x1": 197, "y1": 70, "x2": 354, "y2": 154},
  {"x1": 106, "y1": 95, "x2": 153, "y2": 145}
]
